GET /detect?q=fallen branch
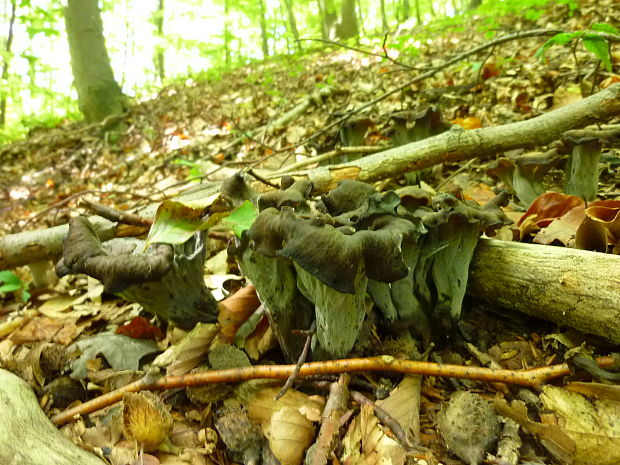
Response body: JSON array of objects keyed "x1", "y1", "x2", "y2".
[
  {"x1": 276, "y1": 83, "x2": 620, "y2": 191},
  {"x1": 468, "y1": 238, "x2": 620, "y2": 343},
  {"x1": 51, "y1": 354, "x2": 616, "y2": 427}
]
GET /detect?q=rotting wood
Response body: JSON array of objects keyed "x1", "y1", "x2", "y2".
[
  {"x1": 0, "y1": 368, "x2": 106, "y2": 465},
  {"x1": 468, "y1": 238, "x2": 620, "y2": 344}
]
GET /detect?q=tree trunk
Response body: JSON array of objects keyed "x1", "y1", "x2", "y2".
[
  {"x1": 468, "y1": 0, "x2": 482, "y2": 10},
  {"x1": 320, "y1": 0, "x2": 338, "y2": 40},
  {"x1": 0, "y1": 0, "x2": 17, "y2": 127},
  {"x1": 283, "y1": 0, "x2": 302, "y2": 53},
  {"x1": 414, "y1": 0, "x2": 422, "y2": 24},
  {"x1": 428, "y1": 0, "x2": 436, "y2": 17},
  {"x1": 380, "y1": 0, "x2": 389, "y2": 33},
  {"x1": 338, "y1": 0, "x2": 358, "y2": 40},
  {"x1": 223, "y1": 0, "x2": 231, "y2": 65},
  {"x1": 64, "y1": 0, "x2": 123, "y2": 123},
  {"x1": 401, "y1": 0, "x2": 410, "y2": 21},
  {"x1": 259, "y1": 0, "x2": 269, "y2": 58},
  {"x1": 153, "y1": 0, "x2": 165, "y2": 83},
  {"x1": 355, "y1": 0, "x2": 366, "y2": 36}
]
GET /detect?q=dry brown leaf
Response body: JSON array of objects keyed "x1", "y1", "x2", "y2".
[
  {"x1": 541, "y1": 385, "x2": 620, "y2": 465},
  {"x1": 265, "y1": 406, "x2": 315, "y2": 465}
]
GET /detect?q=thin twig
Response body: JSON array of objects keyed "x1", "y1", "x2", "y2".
[
  {"x1": 275, "y1": 321, "x2": 316, "y2": 400},
  {"x1": 246, "y1": 169, "x2": 281, "y2": 189},
  {"x1": 350, "y1": 390, "x2": 419, "y2": 451},
  {"x1": 50, "y1": 355, "x2": 616, "y2": 426},
  {"x1": 274, "y1": 145, "x2": 388, "y2": 175},
  {"x1": 80, "y1": 199, "x2": 153, "y2": 228}
]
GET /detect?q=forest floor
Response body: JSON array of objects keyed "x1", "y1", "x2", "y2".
[{"x1": 1, "y1": 0, "x2": 620, "y2": 464}]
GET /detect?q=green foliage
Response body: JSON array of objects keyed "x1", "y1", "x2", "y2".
[
  {"x1": 0, "y1": 270, "x2": 31, "y2": 302},
  {"x1": 536, "y1": 24, "x2": 618, "y2": 72},
  {"x1": 223, "y1": 200, "x2": 257, "y2": 237},
  {"x1": 172, "y1": 158, "x2": 204, "y2": 179}
]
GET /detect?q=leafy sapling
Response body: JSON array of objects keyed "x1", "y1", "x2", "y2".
[
  {"x1": 536, "y1": 23, "x2": 619, "y2": 74},
  {"x1": 0, "y1": 270, "x2": 31, "y2": 302}
]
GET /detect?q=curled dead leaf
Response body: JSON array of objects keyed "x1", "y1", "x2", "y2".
[{"x1": 265, "y1": 406, "x2": 315, "y2": 465}]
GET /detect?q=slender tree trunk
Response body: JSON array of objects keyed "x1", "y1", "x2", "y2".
[
  {"x1": 258, "y1": 0, "x2": 269, "y2": 58},
  {"x1": 414, "y1": 0, "x2": 422, "y2": 24},
  {"x1": 338, "y1": 0, "x2": 358, "y2": 40},
  {"x1": 468, "y1": 0, "x2": 482, "y2": 9},
  {"x1": 401, "y1": 0, "x2": 410, "y2": 21},
  {"x1": 317, "y1": 0, "x2": 327, "y2": 39},
  {"x1": 426, "y1": 0, "x2": 435, "y2": 17},
  {"x1": 223, "y1": 0, "x2": 231, "y2": 65},
  {"x1": 355, "y1": 0, "x2": 366, "y2": 36},
  {"x1": 321, "y1": 0, "x2": 338, "y2": 39},
  {"x1": 283, "y1": 0, "x2": 302, "y2": 53},
  {"x1": 0, "y1": 0, "x2": 17, "y2": 127},
  {"x1": 153, "y1": 0, "x2": 165, "y2": 83},
  {"x1": 64, "y1": 0, "x2": 123, "y2": 123},
  {"x1": 380, "y1": 0, "x2": 389, "y2": 33}
]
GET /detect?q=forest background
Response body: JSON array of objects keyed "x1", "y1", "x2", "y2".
[{"x1": 0, "y1": 0, "x2": 577, "y2": 142}]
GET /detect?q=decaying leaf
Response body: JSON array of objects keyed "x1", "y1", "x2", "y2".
[
  {"x1": 540, "y1": 385, "x2": 620, "y2": 465},
  {"x1": 493, "y1": 398, "x2": 576, "y2": 464},
  {"x1": 341, "y1": 403, "x2": 407, "y2": 465},
  {"x1": 265, "y1": 406, "x2": 315, "y2": 465},
  {"x1": 437, "y1": 391, "x2": 500, "y2": 465},
  {"x1": 69, "y1": 332, "x2": 159, "y2": 379}
]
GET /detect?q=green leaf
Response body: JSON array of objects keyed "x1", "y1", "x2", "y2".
[
  {"x1": 583, "y1": 36, "x2": 612, "y2": 71},
  {"x1": 222, "y1": 200, "x2": 257, "y2": 238},
  {"x1": 0, "y1": 270, "x2": 22, "y2": 287},
  {"x1": 535, "y1": 32, "x2": 579, "y2": 59},
  {"x1": 145, "y1": 200, "x2": 206, "y2": 247},
  {"x1": 0, "y1": 283, "x2": 22, "y2": 293},
  {"x1": 591, "y1": 23, "x2": 619, "y2": 35},
  {"x1": 69, "y1": 333, "x2": 159, "y2": 379},
  {"x1": 144, "y1": 199, "x2": 223, "y2": 248}
]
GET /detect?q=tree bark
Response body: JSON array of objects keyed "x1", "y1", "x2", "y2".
[
  {"x1": 380, "y1": 0, "x2": 389, "y2": 33},
  {"x1": 283, "y1": 0, "x2": 302, "y2": 53},
  {"x1": 259, "y1": 0, "x2": 270, "y2": 58},
  {"x1": 414, "y1": 0, "x2": 422, "y2": 24},
  {"x1": 468, "y1": 238, "x2": 620, "y2": 344},
  {"x1": 401, "y1": 0, "x2": 410, "y2": 21},
  {"x1": 153, "y1": 0, "x2": 165, "y2": 82},
  {"x1": 338, "y1": 0, "x2": 359, "y2": 40},
  {"x1": 0, "y1": 0, "x2": 16, "y2": 127},
  {"x1": 64, "y1": 0, "x2": 123, "y2": 123},
  {"x1": 224, "y1": 0, "x2": 231, "y2": 65}
]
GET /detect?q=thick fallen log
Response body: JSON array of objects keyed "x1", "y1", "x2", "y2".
[
  {"x1": 468, "y1": 238, "x2": 620, "y2": 344},
  {"x1": 0, "y1": 368, "x2": 106, "y2": 465}
]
